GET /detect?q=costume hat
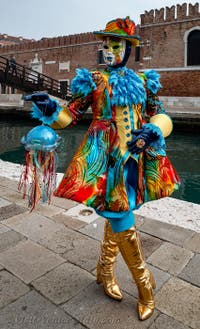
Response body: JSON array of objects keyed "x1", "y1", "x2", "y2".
[{"x1": 94, "y1": 16, "x2": 140, "y2": 47}]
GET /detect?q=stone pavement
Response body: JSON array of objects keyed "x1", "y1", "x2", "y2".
[{"x1": 0, "y1": 176, "x2": 200, "y2": 329}]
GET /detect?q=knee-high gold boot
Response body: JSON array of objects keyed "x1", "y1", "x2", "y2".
[
  {"x1": 118, "y1": 226, "x2": 155, "y2": 321},
  {"x1": 96, "y1": 220, "x2": 123, "y2": 301}
]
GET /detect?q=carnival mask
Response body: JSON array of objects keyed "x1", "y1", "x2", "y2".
[{"x1": 102, "y1": 37, "x2": 126, "y2": 67}]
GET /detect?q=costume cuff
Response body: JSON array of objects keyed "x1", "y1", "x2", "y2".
[
  {"x1": 51, "y1": 106, "x2": 72, "y2": 129},
  {"x1": 109, "y1": 212, "x2": 135, "y2": 233}
]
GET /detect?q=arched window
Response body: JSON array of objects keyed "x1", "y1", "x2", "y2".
[{"x1": 187, "y1": 29, "x2": 200, "y2": 66}]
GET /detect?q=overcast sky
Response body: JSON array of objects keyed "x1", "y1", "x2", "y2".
[{"x1": 0, "y1": 1, "x2": 196, "y2": 40}]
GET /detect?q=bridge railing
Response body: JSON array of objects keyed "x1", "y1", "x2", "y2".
[{"x1": 0, "y1": 55, "x2": 71, "y2": 100}]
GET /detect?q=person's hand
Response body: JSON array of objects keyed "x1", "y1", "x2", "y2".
[
  {"x1": 24, "y1": 92, "x2": 57, "y2": 117},
  {"x1": 127, "y1": 124, "x2": 160, "y2": 154}
]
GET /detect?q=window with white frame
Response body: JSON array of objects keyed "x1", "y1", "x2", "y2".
[
  {"x1": 59, "y1": 61, "x2": 70, "y2": 72},
  {"x1": 187, "y1": 30, "x2": 200, "y2": 66},
  {"x1": 184, "y1": 27, "x2": 200, "y2": 66},
  {"x1": 59, "y1": 79, "x2": 70, "y2": 99}
]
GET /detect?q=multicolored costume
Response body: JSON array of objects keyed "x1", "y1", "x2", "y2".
[
  {"x1": 25, "y1": 17, "x2": 180, "y2": 321},
  {"x1": 55, "y1": 67, "x2": 179, "y2": 231}
]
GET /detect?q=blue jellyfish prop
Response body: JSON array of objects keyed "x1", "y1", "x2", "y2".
[{"x1": 19, "y1": 125, "x2": 61, "y2": 211}]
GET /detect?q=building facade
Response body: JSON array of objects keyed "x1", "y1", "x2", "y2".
[
  {"x1": 0, "y1": 2, "x2": 199, "y2": 96},
  {"x1": 139, "y1": 2, "x2": 200, "y2": 96}
]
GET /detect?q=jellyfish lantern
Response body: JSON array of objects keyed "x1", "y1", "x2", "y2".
[{"x1": 19, "y1": 93, "x2": 62, "y2": 211}]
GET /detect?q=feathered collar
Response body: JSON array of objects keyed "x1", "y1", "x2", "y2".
[{"x1": 105, "y1": 66, "x2": 146, "y2": 107}]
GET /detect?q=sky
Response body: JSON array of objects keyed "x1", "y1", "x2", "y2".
[{"x1": 0, "y1": 0, "x2": 196, "y2": 40}]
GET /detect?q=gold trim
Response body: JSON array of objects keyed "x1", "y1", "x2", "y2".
[
  {"x1": 150, "y1": 114, "x2": 173, "y2": 137},
  {"x1": 51, "y1": 106, "x2": 72, "y2": 130}
]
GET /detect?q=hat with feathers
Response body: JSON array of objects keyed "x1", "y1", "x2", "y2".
[{"x1": 94, "y1": 16, "x2": 140, "y2": 47}]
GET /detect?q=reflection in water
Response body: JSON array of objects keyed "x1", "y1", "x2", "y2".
[
  {"x1": 0, "y1": 118, "x2": 199, "y2": 204},
  {"x1": 166, "y1": 129, "x2": 200, "y2": 204}
]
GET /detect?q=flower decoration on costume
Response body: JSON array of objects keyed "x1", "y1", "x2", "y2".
[{"x1": 115, "y1": 17, "x2": 135, "y2": 36}]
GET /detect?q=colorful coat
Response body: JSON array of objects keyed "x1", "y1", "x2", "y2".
[{"x1": 55, "y1": 66, "x2": 180, "y2": 218}]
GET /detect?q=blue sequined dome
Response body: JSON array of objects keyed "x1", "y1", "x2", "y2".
[{"x1": 21, "y1": 125, "x2": 61, "y2": 151}]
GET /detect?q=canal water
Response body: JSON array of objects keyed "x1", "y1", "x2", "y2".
[{"x1": 0, "y1": 117, "x2": 199, "y2": 204}]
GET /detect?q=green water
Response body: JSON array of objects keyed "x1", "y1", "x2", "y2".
[{"x1": 0, "y1": 117, "x2": 199, "y2": 204}]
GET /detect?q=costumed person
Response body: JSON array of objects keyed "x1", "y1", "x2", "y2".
[{"x1": 25, "y1": 17, "x2": 180, "y2": 320}]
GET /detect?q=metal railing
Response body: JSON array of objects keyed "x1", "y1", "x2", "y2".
[{"x1": 0, "y1": 55, "x2": 71, "y2": 100}]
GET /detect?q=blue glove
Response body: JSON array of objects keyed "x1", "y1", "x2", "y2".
[
  {"x1": 24, "y1": 92, "x2": 57, "y2": 117},
  {"x1": 127, "y1": 124, "x2": 161, "y2": 154}
]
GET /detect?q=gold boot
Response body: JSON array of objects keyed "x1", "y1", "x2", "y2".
[
  {"x1": 96, "y1": 220, "x2": 123, "y2": 301},
  {"x1": 118, "y1": 226, "x2": 155, "y2": 320}
]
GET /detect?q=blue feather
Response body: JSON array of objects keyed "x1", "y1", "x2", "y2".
[
  {"x1": 70, "y1": 68, "x2": 96, "y2": 97},
  {"x1": 108, "y1": 67, "x2": 146, "y2": 107},
  {"x1": 143, "y1": 70, "x2": 162, "y2": 94}
]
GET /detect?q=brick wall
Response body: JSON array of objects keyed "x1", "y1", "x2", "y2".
[
  {"x1": 159, "y1": 70, "x2": 200, "y2": 96},
  {"x1": 139, "y1": 2, "x2": 200, "y2": 96}
]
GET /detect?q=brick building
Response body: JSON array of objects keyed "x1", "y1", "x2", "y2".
[
  {"x1": 139, "y1": 2, "x2": 200, "y2": 96},
  {"x1": 0, "y1": 2, "x2": 199, "y2": 96}
]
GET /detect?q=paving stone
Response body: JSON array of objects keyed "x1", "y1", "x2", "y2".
[
  {"x1": 79, "y1": 217, "x2": 105, "y2": 241},
  {"x1": 64, "y1": 203, "x2": 100, "y2": 224},
  {"x1": 134, "y1": 214, "x2": 145, "y2": 229},
  {"x1": 51, "y1": 195, "x2": 77, "y2": 209},
  {"x1": 140, "y1": 232, "x2": 163, "y2": 259},
  {"x1": 1, "y1": 191, "x2": 28, "y2": 208},
  {"x1": 155, "y1": 277, "x2": 200, "y2": 329},
  {"x1": 0, "y1": 186, "x2": 10, "y2": 197},
  {"x1": 0, "y1": 230, "x2": 26, "y2": 252},
  {"x1": 0, "y1": 223, "x2": 10, "y2": 234},
  {"x1": 35, "y1": 203, "x2": 64, "y2": 218},
  {"x1": 0, "y1": 177, "x2": 19, "y2": 190},
  {"x1": 36, "y1": 224, "x2": 99, "y2": 266},
  {"x1": 3, "y1": 212, "x2": 64, "y2": 243},
  {"x1": 0, "y1": 203, "x2": 27, "y2": 221},
  {"x1": 138, "y1": 218, "x2": 195, "y2": 246},
  {"x1": 0, "y1": 270, "x2": 29, "y2": 309},
  {"x1": 183, "y1": 233, "x2": 200, "y2": 253},
  {"x1": 179, "y1": 254, "x2": 200, "y2": 287},
  {"x1": 32, "y1": 262, "x2": 94, "y2": 305},
  {"x1": 62, "y1": 282, "x2": 158, "y2": 329},
  {"x1": 0, "y1": 290, "x2": 85, "y2": 329},
  {"x1": 0, "y1": 197, "x2": 12, "y2": 209},
  {"x1": 147, "y1": 242, "x2": 194, "y2": 275},
  {"x1": 135, "y1": 197, "x2": 200, "y2": 233},
  {"x1": 61, "y1": 231, "x2": 100, "y2": 271},
  {"x1": 52, "y1": 212, "x2": 86, "y2": 230},
  {"x1": 148, "y1": 313, "x2": 191, "y2": 329},
  {"x1": 0, "y1": 240, "x2": 65, "y2": 284}
]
